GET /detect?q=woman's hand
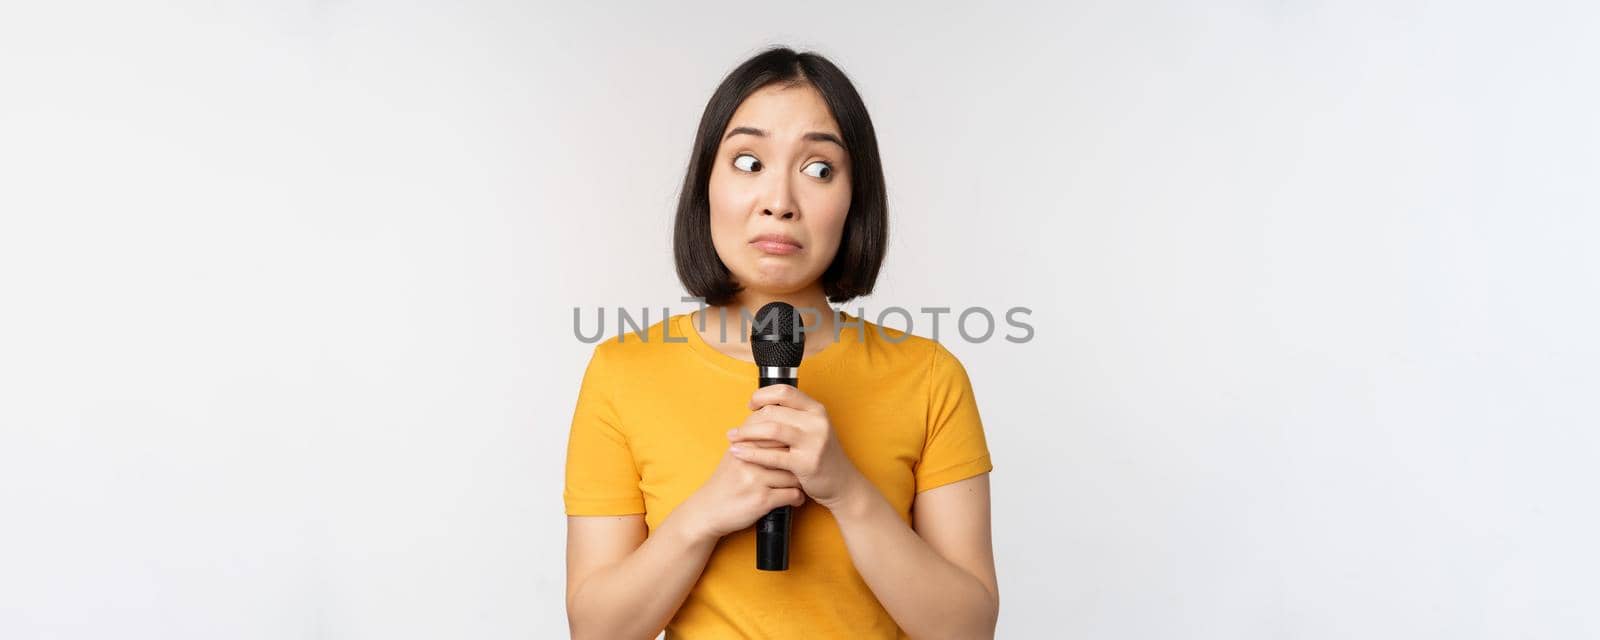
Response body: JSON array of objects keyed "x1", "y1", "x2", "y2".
[
  {"x1": 671, "y1": 445, "x2": 807, "y2": 544},
  {"x1": 727, "y1": 384, "x2": 867, "y2": 511}
]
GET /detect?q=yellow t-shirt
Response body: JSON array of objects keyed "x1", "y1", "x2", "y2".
[{"x1": 563, "y1": 310, "x2": 994, "y2": 639}]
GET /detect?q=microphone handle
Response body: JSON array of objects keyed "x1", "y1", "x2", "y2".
[{"x1": 755, "y1": 375, "x2": 797, "y2": 571}]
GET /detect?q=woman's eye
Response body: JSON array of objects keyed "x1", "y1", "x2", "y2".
[
  {"x1": 802, "y1": 161, "x2": 833, "y2": 180},
  {"x1": 733, "y1": 153, "x2": 762, "y2": 172}
]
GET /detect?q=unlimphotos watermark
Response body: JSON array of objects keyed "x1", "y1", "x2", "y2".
[{"x1": 573, "y1": 297, "x2": 1034, "y2": 344}]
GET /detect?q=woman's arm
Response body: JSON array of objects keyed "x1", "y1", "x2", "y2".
[
  {"x1": 831, "y1": 472, "x2": 999, "y2": 639},
  {"x1": 728, "y1": 383, "x2": 1000, "y2": 639},
  {"x1": 566, "y1": 444, "x2": 806, "y2": 639},
  {"x1": 565, "y1": 512, "x2": 716, "y2": 640}
]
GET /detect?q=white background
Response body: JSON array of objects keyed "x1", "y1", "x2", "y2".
[{"x1": 2, "y1": 1, "x2": 1597, "y2": 638}]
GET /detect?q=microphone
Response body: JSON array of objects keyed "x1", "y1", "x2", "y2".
[{"x1": 751, "y1": 301, "x2": 803, "y2": 571}]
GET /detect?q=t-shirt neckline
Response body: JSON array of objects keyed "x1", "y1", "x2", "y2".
[{"x1": 678, "y1": 308, "x2": 861, "y2": 380}]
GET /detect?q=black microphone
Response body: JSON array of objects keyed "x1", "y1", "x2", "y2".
[{"x1": 751, "y1": 301, "x2": 803, "y2": 571}]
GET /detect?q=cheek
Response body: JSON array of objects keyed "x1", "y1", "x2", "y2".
[
  {"x1": 706, "y1": 170, "x2": 746, "y2": 251},
  {"x1": 803, "y1": 186, "x2": 852, "y2": 257}
]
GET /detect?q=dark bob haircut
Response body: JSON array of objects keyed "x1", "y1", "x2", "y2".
[{"x1": 673, "y1": 46, "x2": 888, "y2": 307}]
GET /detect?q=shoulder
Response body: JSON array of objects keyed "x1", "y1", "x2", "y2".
[
  {"x1": 595, "y1": 311, "x2": 692, "y2": 351},
  {"x1": 847, "y1": 312, "x2": 969, "y2": 383},
  {"x1": 581, "y1": 314, "x2": 686, "y2": 378}
]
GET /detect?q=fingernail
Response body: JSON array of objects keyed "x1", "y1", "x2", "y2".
[
  {"x1": 727, "y1": 428, "x2": 737, "y2": 437},
  {"x1": 729, "y1": 445, "x2": 743, "y2": 454}
]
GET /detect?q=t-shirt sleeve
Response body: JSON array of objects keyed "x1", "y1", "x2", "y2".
[
  {"x1": 562, "y1": 342, "x2": 646, "y2": 516},
  {"x1": 915, "y1": 342, "x2": 995, "y2": 493}
]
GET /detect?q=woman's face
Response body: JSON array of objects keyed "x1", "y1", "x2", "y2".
[{"x1": 707, "y1": 82, "x2": 852, "y2": 298}]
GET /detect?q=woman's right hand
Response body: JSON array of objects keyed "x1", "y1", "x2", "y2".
[{"x1": 672, "y1": 443, "x2": 806, "y2": 543}]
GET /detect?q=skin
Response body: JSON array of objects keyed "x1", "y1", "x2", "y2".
[
  {"x1": 566, "y1": 82, "x2": 999, "y2": 639},
  {"x1": 700, "y1": 80, "x2": 849, "y2": 356}
]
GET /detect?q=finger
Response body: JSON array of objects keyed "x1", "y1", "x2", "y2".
[
  {"x1": 729, "y1": 443, "x2": 792, "y2": 472},
  {"x1": 748, "y1": 384, "x2": 824, "y2": 413},
  {"x1": 726, "y1": 419, "x2": 788, "y2": 448},
  {"x1": 770, "y1": 487, "x2": 805, "y2": 510},
  {"x1": 759, "y1": 468, "x2": 801, "y2": 488},
  {"x1": 728, "y1": 421, "x2": 801, "y2": 446},
  {"x1": 750, "y1": 404, "x2": 813, "y2": 430}
]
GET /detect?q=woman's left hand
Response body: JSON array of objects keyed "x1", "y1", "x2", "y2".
[{"x1": 727, "y1": 384, "x2": 866, "y2": 511}]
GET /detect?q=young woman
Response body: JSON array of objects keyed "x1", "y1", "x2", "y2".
[{"x1": 563, "y1": 46, "x2": 998, "y2": 639}]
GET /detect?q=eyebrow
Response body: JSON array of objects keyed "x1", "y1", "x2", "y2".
[{"x1": 723, "y1": 126, "x2": 846, "y2": 150}]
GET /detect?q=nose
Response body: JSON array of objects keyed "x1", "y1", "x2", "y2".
[{"x1": 760, "y1": 172, "x2": 798, "y2": 220}]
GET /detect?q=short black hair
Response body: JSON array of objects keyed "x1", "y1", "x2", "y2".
[{"x1": 673, "y1": 46, "x2": 888, "y2": 306}]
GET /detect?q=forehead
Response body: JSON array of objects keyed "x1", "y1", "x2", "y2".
[{"x1": 724, "y1": 83, "x2": 841, "y2": 136}]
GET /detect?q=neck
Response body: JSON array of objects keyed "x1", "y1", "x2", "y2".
[{"x1": 699, "y1": 285, "x2": 838, "y2": 353}]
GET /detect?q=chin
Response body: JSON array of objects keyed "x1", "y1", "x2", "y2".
[{"x1": 733, "y1": 269, "x2": 816, "y2": 296}]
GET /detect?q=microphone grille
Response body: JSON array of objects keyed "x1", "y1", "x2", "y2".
[{"x1": 750, "y1": 302, "x2": 803, "y2": 368}]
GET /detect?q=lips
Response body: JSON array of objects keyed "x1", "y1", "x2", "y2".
[{"x1": 749, "y1": 233, "x2": 803, "y2": 255}]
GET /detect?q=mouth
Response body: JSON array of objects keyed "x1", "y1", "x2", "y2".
[{"x1": 749, "y1": 233, "x2": 803, "y2": 255}]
